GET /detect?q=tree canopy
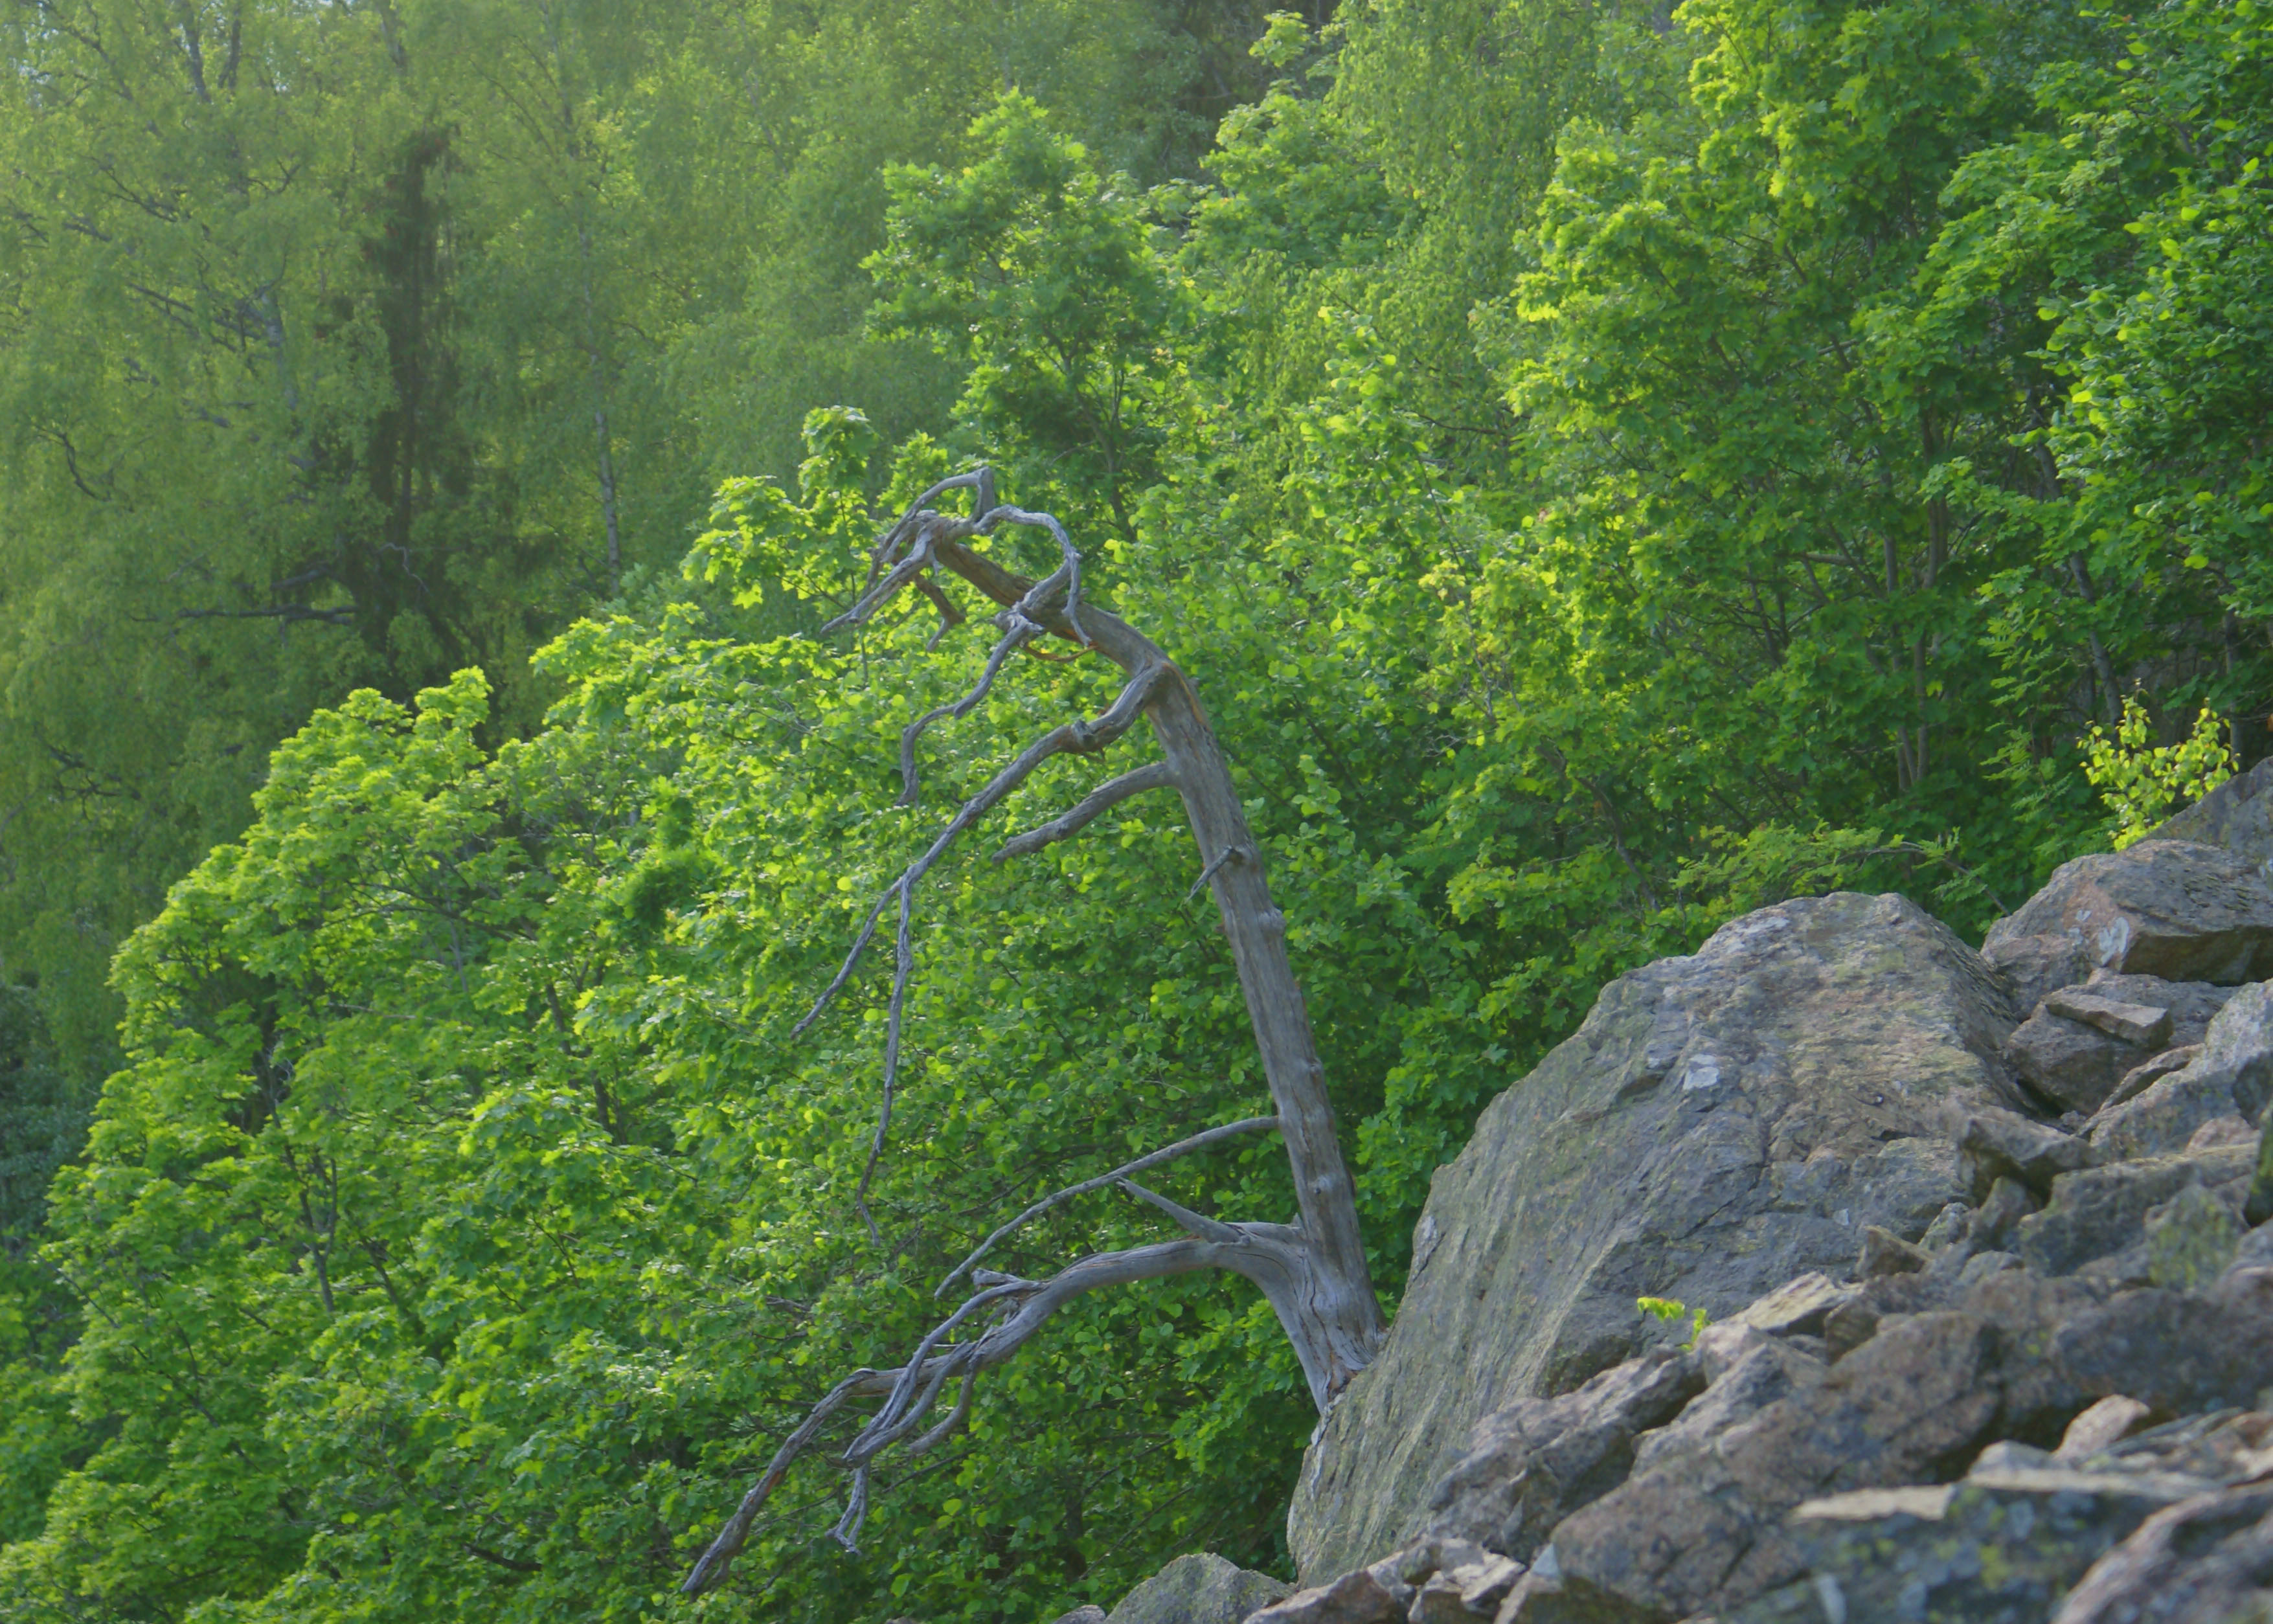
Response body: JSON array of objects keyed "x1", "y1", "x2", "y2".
[{"x1": 2, "y1": 0, "x2": 2268, "y2": 1618}]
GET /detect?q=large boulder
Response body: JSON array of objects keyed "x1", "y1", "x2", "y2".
[
  {"x1": 1288, "y1": 893, "x2": 2026, "y2": 1582},
  {"x1": 2146, "y1": 757, "x2": 2273, "y2": 879},
  {"x1": 1982, "y1": 839, "x2": 2273, "y2": 986}
]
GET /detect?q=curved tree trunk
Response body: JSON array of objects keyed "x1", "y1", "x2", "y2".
[{"x1": 683, "y1": 473, "x2": 1385, "y2": 1594}]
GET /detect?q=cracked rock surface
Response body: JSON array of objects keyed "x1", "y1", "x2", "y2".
[{"x1": 1092, "y1": 829, "x2": 2273, "y2": 1624}]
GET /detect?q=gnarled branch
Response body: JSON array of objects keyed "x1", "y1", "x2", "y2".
[
  {"x1": 936, "y1": 1114, "x2": 1281, "y2": 1296},
  {"x1": 993, "y1": 760, "x2": 1181, "y2": 862},
  {"x1": 683, "y1": 467, "x2": 1385, "y2": 1596}
]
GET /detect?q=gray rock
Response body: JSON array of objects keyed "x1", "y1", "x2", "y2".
[
  {"x1": 2145, "y1": 1181, "x2": 2247, "y2": 1289},
  {"x1": 2090, "y1": 983, "x2": 2273, "y2": 1160},
  {"x1": 2086, "y1": 972, "x2": 2237, "y2": 1033},
  {"x1": 1418, "y1": 1349, "x2": 1704, "y2": 1562},
  {"x1": 1289, "y1": 894, "x2": 2022, "y2": 1582},
  {"x1": 1956, "y1": 1248, "x2": 2022, "y2": 1286},
  {"x1": 2051, "y1": 1481, "x2": 2273, "y2": 1623},
  {"x1": 2254, "y1": 1120, "x2": 2273, "y2": 1228},
  {"x1": 1107, "y1": 1555, "x2": 1293, "y2": 1624},
  {"x1": 1054, "y1": 1610, "x2": 1110, "y2": 1624},
  {"x1": 2145, "y1": 756, "x2": 2273, "y2": 877},
  {"x1": 1970, "y1": 1175, "x2": 2041, "y2": 1253},
  {"x1": 1630, "y1": 1331, "x2": 1824, "y2": 1476},
  {"x1": 1730, "y1": 1273, "x2": 1857, "y2": 1337},
  {"x1": 2009, "y1": 980, "x2": 2237, "y2": 1116},
  {"x1": 2048, "y1": 987, "x2": 2176, "y2": 1047},
  {"x1": 2065, "y1": 1406, "x2": 2273, "y2": 1485},
  {"x1": 1857, "y1": 1225, "x2": 1930, "y2": 1278},
  {"x1": 1960, "y1": 1110, "x2": 2101, "y2": 1200},
  {"x1": 2017, "y1": 1146, "x2": 2255, "y2": 1278},
  {"x1": 1541, "y1": 1312, "x2": 2009, "y2": 1621},
  {"x1": 2105, "y1": 1045, "x2": 2202, "y2": 1112},
  {"x1": 1748, "y1": 1467, "x2": 2213, "y2": 1624},
  {"x1": 1983, "y1": 839, "x2": 2273, "y2": 985},
  {"x1": 2007, "y1": 1006, "x2": 2158, "y2": 1115},
  {"x1": 1985, "y1": 932, "x2": 2096, "y2": 1016},
  {"x1": 2237, "y1": 1221, "x2": 2273, "y2": 1272},
  {"x1": 2057, "y1": 1396, "x2": 2162, "y2": 1461},
  {"x1": 1243, "y1": 1569, "x2": 1402, "y2": 1624},
  {"x1": 2054, "y1": 1267, "x2": 2273, "y2": 1414},
  {"x1": 1408, "y1": 1555, "x2": 1524, "y2": 1624}
]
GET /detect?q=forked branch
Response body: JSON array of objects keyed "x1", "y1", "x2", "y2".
[{"x1": 683, "y1": 468, "x2": 1385, "y2": 1596}]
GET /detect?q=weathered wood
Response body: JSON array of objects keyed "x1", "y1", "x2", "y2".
[{"x1": 681, "y1": 474, "x2": 1385, "y2": 1596}]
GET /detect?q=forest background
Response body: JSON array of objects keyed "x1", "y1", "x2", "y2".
[{"x1": 0, "y1": 0, "x2": 2267, "y2": 1619}]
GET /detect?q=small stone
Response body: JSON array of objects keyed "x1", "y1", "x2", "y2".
[
  {"x1": 2145, "y1": 1180, "x2": 2246, "y2": 1289},
  {"x1": 1404, "y1": 1577, "x2": 1467, "y2": 1624},
  {"x1": 1410, "y1": 1557, "x2": 1525, "y2": 1623},
  {"x1": 2057, "y1": 1395, "x2": 2162, "y2": 1461},
  {"x1": 2090, "y1": 983, "x2": 2273, "y2": 1160},
  {"x1": 1822, "y1": 1298, "x2": 1879, "y2": 1360},
  {"x1": 2017, "y1": 1149, "x2": 2250, "y2": 1279},
  {"x1": 1972, "y1": 1439, "x2": 2059, "y2": 1473},
  {"x1": 1247, "y1": 1570, "x2": 1405, "y2": 1624},
  {"x1": 2046, "y1": 987, "x2": 2175, "y2": 1046},
  {"x1": 1453, "y1": 1557, "x2": 1524, "y2": 1615},
  {"x1": 1981, "y1": 839, "x2": 2273, "y2": 984},
  {"x1": 1972, "y1": 1175, "x2": 2039, "y2": 1250},
  {"x1": 2189, "y1": 1113, "x2": 2259, "y2": 1150},
  {"x1": 2054, "y1": 1266, "x2": 2273, "y2": 1413},
  {"x1": 1960, "y1": 1111, "x2": 2100, "y2": 1201},
  {"x1": 1777, "y1": 1467, "x2": 2212, "y2": 1624},
  {"x1": 1982, "y1": 930, "x2": 2094, "y2": 1014},
  {"x1": 1857, "y1": 1225, "x2": 1930, "y2": 1278},
  {"x1": 1419, "y1": 1348, "x2": 1703, "y2": 1563},
  {"x1": 1956, "y1": 1248, "x2": 2022, "y2": 1286},
  {"x1": 1052, "y1": 1609, "x2": 1109, "y2": 1624},
  {"x1": 2103, "y1": 1044, "x2": 2202, "y2": 1112},
  {"x1": 1731, "y1": 1272, "x2": 1857, "y2": 1337},
  {"x1": 2049, "y1": 1481, "x2": 2273, "y2": 1623},
  {"x1": 1919, "y1": 1201, "x2": 1971, "y2": 1254}
]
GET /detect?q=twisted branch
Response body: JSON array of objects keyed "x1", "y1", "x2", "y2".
[
  {"x1": 993, "y1": 760, "x2": 1181, "y2": 862},
  {"x1": 684, "y1": 467, "x2": 1385, "y2": 1596},
  {"x1": 935, "y1": 1115, "x2": 1282, "y2": 1297}
]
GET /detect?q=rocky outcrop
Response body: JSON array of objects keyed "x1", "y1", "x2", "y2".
[
  {"x1": 1090, "y1": 826, "x2": 2273, "y2": 1624},
  {"x1": 1101, "y1": 1555, "x2": 1288, "y2": 1624},
  {"x1": 1289, "y1": 892, "x2": 2024, "y2": 1580},
  {"x1": 1982, "y1": 839, "x2": 2273, "y2": 986}
]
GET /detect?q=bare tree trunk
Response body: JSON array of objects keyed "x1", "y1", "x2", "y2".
[{"x1": 681, "y1": 471, "x2": 1385, "y2": 1595}]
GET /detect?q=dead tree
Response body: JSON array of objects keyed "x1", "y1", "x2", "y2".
[{"x1": 683, "y1": 470, "x2": 1386, "y2": 1594}]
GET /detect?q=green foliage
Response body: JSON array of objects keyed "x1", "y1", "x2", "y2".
[
  {"x1": 1636, "y1": 1296, "x2": 1709, "y2": 1348},
  {"x1": 2081, "y1": 699, "x2": 2237, "y2": 849},
  {"x1": 5, "y1": 0, "x2": 2273, "y2": 1620}
]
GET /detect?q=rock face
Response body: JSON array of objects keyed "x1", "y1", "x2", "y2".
[
  {"x1": 1096, "y1": 826, "x2": 2273, "y2": 1624},
  {"x1": 1289, "y1": 892, "x2": 2023, "y2": 1581}
]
